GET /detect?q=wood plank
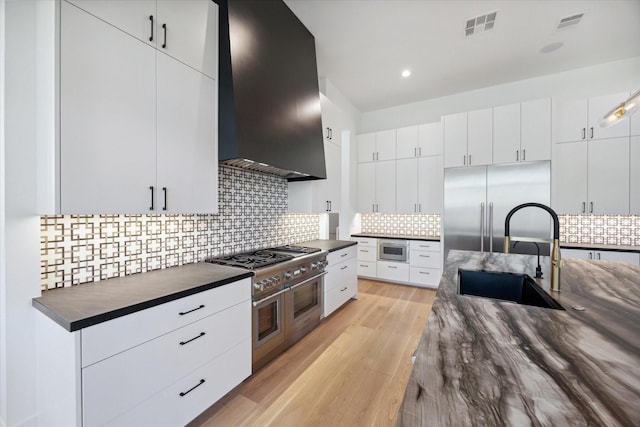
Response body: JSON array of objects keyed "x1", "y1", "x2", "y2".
[{"x1": 188, "y1": 279, "x2": 436, "y2": 427}]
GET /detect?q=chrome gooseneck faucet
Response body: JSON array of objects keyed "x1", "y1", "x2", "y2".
[{"x1": 504, "y1": 203, "x2": 561, "y2": 292}]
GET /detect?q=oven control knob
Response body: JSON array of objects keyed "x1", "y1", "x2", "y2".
[
  {"x1": 300, "y1": 266, "x2": 307, "y2": 273},
  {"x1": 284, "y1": 271, "x2": 292, "y2": 279},
  {"x1": 310, "y1": 262, "x2": 317, "y2": 270},
  {"x1": 254, "y1": 282, "x2": 262, "y2": 290}
]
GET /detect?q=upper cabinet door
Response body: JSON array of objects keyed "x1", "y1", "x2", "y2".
[
  {"x1": 156, "y1": 53, "x2": 217, "y2": 214},
  {"x1": 357, "y1": 162, "x2": 376, "y2": 212},
  {"x1": 376, "y1": 129, "x2": 397, "y2": 161},
  {"x1": 357, "y1": 133, "x2": 376, "y2": 163},
  {"x1": 588, "y1": 92, "x2": 630, "y2": 140},
  {"x1": 587, "y1": 137, "x2": 629, "y2": 215},
  {"x1": 396, "y1": 126, "x2": 418, "y2": 159},
  {"x1": 418, "y1": 122, "x2": 442, "y2": 157},
  {"x1": 375, "y1": 160, "x2": 396, "y2": 213},
  {"x1": 157, "y1": 0, "x2": 218, "y2": 79},
  {"x1": 418, "y1": 155, "x2": 443, "y2": 214},
  {"x1": 396, "y1": 158, "x2": 418, "y2": 213},
  {"x1": 551, "y1": 141, "x2": 588, "y2": 214},
  {"x1": 467, "y1": 108, "x2": 492, "y2": 166},
  {"x1": 60, "y1": 1, "x2": 157, "y2": 213},
  {"x1": 443, "y1": 112, "x2": 467, "y2": 168},
  {"x1": 312, "y1": 140, "x2": 341, "y2": 212},
  {"x1": 67, "y1": 0, "x2": 157, "y2": 47},
  {"x1": 320, "y1": 95, "x2": 340, "y2": 145},
  {"x1": 552, "y1": 97, "x2": 588, "y2": 143},
  {"x1": 521, "y1": 98, "x2": 551, "y2": 162},
  {"x1": 492, "y1": 103, "x2": 520, "y2": 164}
]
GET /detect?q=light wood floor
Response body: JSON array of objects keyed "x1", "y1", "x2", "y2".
[{"x1": 188, "y1": 279, "x2": 437, "y2": 427}]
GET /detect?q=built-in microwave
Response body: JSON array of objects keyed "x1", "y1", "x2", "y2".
[{"x1": 378, "y1": 239, "x2": 409, "y2": 262}]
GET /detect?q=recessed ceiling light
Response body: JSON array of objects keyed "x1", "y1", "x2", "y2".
[
  {"x1": 402, "y1": 69, "x2": 411, "y2": 78},
  {"x1": 540, "y1": 42, "x2": 563, "y2": 54}
]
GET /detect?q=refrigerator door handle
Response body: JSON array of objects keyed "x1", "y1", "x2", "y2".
[
  {"x1": 489, "y1": 202, "x2": 494, "y2": 253},
  {"x1": 480, "y1": 202, "x2": 485, "y2": 252}
]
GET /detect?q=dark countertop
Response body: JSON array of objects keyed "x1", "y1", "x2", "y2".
[
  {"x1": 397, "y1": 250, "x2": 640, "y2": 426},
  {"x1": 561, "y1": 242, "x2": 640, "y2": 253},
  {"x1": 297, "y1": 239, "x2": 357, "y2": 252},
  {"x1": 32, "y1": 263, "x2": 253, "y2": 332},
  {"x1": 351, "y1": 233, "x2": 440, "y2": 242}
]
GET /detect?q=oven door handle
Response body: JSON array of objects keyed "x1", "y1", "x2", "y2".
[
  {"x1": 287, "y1": 271, "x2": 328, "y2": 291},
  {"x1": 252, "y1": 287, "x2": 289, "y2": 307}
]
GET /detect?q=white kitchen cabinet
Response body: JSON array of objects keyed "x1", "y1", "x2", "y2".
[
  {"x1": 377, "y1": 261, "x2": 410, "y2": 283},
  {"x1": 631, "y1": 136, "x2": 640, "y2": 214},
  {"x1": 60, "y1": 2, "x2": 157, "y2": 213},
  {"x1": 443, "y1": 109, "x2": 492, "y2": 168},
  {"x1": 409, "y1": 240, "x2": 441, "y2": 288},
  {"x1": 355, "y1": 238, "x2": 377, "y2": 277},
  {"x1": 418, "y1": 122, "x2": 443, "y2": 157},
  {"x1": 396, "y1": 156, "x2": 443, "y2": 214},
  {"x1": 562, "y1": 248, "x2": 640, "y2": 265},
  {"x1": 396, "y1": 126, "x2": 419, "y2": 159},
  {"x1": 320, "y1": 94, "x2": 341, "y2": 146},
  {"x1": 552, "y1": 92, "x2": 631, "y2": 143},
  {"x1": 493, "y1": 99, "x2": 551, "y2": 165},
  {"x1": 36, "y1": 277, "x2": 251, "y2": 427},
  {"x1": 56, "y1": 1, "x2": 218, "y2": 214},
  {"x1": 156, "y1": 52, "x2": 217, "y2": 213},
  {"x1": 552, "y1": 138, "x2": 629, "y2": 214},
  {"x1": 357, "y1": 130, "x2": 396, "y2": 163},
  {"x1": 493, "y1": 103, "x2": 521, "y2": 164},
  {"x1": 521, "y1": 98, "x2": 552, "y2": 162},
  {"x1": 312, "y1": 140, "x2": 342, "y2": 212},
  {"x1": 68, "y1": 0, "x2": 218, "y2": 79},
  {"x1": 324, "y1": 246, "x2": 357, "y2": 317},
  {"x1": 357, "y1": 160, "x2": 396, "y2": 213}
]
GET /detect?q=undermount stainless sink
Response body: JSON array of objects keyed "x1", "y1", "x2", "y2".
[{"x1": 457, "y1": 269, "x2": 564, "y2": 310}]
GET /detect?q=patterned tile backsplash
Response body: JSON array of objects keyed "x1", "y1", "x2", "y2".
[
  {"x1": 361, "y1": 213, "x2": 441, "y2": 237},
  {"x1": 360, "y1": 213, "x2": 640, "y2": 247},
  {"x1": 41, "y1": 166, "x2": 319, "y2": 290},
  {"x1": 558, "y1": 214, "x2": 640, "y2": 246}
]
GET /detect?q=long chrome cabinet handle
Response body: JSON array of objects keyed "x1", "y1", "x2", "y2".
[
  {"x1": 480, "y1": 202, "x2": 485, "y2": 252},
  {"x1": 489, "y1": 202, "x2": 494, "y2": 253},
  {"x1": 253, "y1": 288, "x2": 289, "y2": 307}
]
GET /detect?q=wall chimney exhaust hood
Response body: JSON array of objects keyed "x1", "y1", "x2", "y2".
[{"x1": 216, "y1": 0, "x2": 326, "y2": 181}]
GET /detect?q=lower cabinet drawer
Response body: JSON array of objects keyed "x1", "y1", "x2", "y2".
[
  {"x1": 410, "y1": 267, "x2": 441, "y2": 287},
  {"x1": 102, "y1": 339, "x2": 251, "y2": 427},
  {"x1": 324, "y1": 279, "x2": 356, "y2": 317},
  {"x1": 327, "y1": 246, "x2": 357, "y2": 266},
  {"x1": 357, "y1": 261, "x2": 377, "y2": 277},
  {"x1": 410, "y1": 251, "x2": 440, "y2": 269},
  {"x1": 377, "y1": 261, "x2": 409, "y2": 282},
  {"x1": 357, "y1": 246, "x2": 377, "y2": 262},
  {"x1": 325, "y1": 258, "x2": 356, "y2": 293},
  {"x1": 82, "y1": 301, "x2": 250, "y2": 426}
]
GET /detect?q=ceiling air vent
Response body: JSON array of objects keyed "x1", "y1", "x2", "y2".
[
  {"x1": 465, "y1": 11, "x2": 497, "y2": 37},
  {"x1": 556, "y1": 13, "x2": 584, "y2": 30}
]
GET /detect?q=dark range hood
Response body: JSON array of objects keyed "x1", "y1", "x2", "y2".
[{"x1": 216, "y1": 0, "x2": 326, "y2": 180}]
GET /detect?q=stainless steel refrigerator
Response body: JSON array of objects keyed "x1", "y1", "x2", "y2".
[{"x1": 443, "y1": 161, "x2": 551, "y2": 258}]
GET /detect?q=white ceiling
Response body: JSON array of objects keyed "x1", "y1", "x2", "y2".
[{"x1": 284, "y1": 0, "x2": 640, "y2": 113}]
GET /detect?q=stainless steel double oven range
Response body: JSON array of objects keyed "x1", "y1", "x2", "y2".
[{"x1": 207, "y1": 245, "x2": 327, "y2": 372}]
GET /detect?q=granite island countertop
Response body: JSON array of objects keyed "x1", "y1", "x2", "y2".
[{"x1": 397, "y1": 250, "x2": 640, "y2": 426}]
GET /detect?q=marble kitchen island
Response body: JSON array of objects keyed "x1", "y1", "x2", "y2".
[{"x1": 397, "y1": 250, "x2": 640, "y2": 426}]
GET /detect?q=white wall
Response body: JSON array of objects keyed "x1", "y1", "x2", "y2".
[
  {"x1": 1, "y1": 0, "x2": 51, "y2": 426},
  {"x1": 360, "y1": 56, "x2": 640, "y2": 133}
]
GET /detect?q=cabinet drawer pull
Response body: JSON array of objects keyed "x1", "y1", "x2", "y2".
[
  {"x1": 359, "y1": 264, "x2": 368, "y2": 267},
  {"x1": 162, "y1": 23, "x2": 167, "y2": 48},
  {"x1": 149, "y1": 186, "x2": 155, "y2": 211},
  {"x1": 590, "y1": 127, "x2": 594, "y2": 139},
  {"x1": 522, "y1": 149, "x2": 526, "y2": 161},
  {"x1": 340, "y1": 286, "x2": 348, "y2": 292},
  {"x1": 341, "y1": 253, "x2": 348, "y2": 257},
  {"x1": 596, "y1": 252, "x2": 601, "y2": 260},
  {"x1": 388, "y1": 265, "x2": 398, "y2": 269},
  {"x1": 179, "y1": 379, "x2": 205, "y2": 397},
  {"x1": 588, "y1": 252, "x2": 593, "y2": 259},
  {"x1": 516, "y1": 150, "x2": 519, "y2": 161},
  {"x1": 179, "y1": 332, "x2": 205, "y2": 346},
  {"x1": 419, "y1": 254, "x2": 430, "y2": 258},
  {"x1": 340, "y1": 265, "x2": 348, "y2": 270},
  {"x1": 360, "y1": 249, "x2": 369, "y2": 253},
  {"x1": 582, "y1": 202, "x2": 586, "y2": 213},
  {"x1": 179, "y1": 304, "x2": 205, "y2": 316},
  {"x1": 162, "y1": 187, "x2": 168, "y2": 211},
  {"x1": 419, "y1": 271, "x2": 430, "y2": 275},
  {"x1": 589, "y1": 201, "x2": 593, "y2": 213},
  {"x1": 582, "y1": 127, "x2": 586, "y2": 139},
  {"x1": 149, "y1": 15, "x2": 154, "y2": 42},
  {"x1": 419, "y1": 245, "x2": 430, "y2": 249}
]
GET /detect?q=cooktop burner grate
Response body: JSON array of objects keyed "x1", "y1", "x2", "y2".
[
  {"x1": 206, "y1": 250, "x2": 294, "y2": 269},
  {"x1": 271, "y1": 245, "x2": 321, "y2": 254}
]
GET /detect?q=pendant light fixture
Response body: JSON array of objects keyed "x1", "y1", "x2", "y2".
[{"x1": 599, "y1": 89, "x2": 640, "y2": 128}]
